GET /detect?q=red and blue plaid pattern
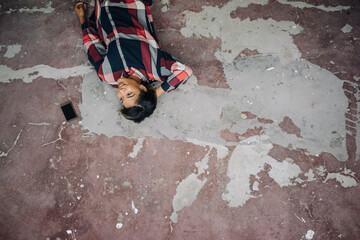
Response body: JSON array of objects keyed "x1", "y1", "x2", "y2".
[{"x1": 81, "y1": 0, "x2": 192, "y2": 91}]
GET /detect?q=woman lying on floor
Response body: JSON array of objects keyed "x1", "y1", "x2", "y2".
[{"x1": 75, "y1": 0, "x2": 192, "y2": 123}]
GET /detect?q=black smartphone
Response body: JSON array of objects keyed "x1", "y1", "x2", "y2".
[{"x1": 60, "y1": 101, "x2": 78, "y2": 122}]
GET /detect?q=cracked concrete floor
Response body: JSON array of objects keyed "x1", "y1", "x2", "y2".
[{"x1": 0, "y1": 0, "x2": 359, "y2": 239}]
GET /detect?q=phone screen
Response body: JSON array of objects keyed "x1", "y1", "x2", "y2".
[{"x1": 60, "y1": 101, "x2": 78, "y2": 122}]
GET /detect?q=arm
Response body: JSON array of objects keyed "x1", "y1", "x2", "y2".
[
  {"x1": 75, "y1": 2, "x2": 106, "y2": 77},
  {"x1": 141, "y1": 0, "x2": 153, "y2": 7},
  {"x1": 158, "y1": 61, "x2": 193, "y2": 97}
]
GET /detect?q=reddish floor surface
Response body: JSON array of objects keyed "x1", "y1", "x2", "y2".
[{"x1": 0, "y1": 0, "x2": 359, "y2": 239}]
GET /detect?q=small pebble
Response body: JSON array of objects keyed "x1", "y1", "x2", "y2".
[{"x1": 240, "y1": 114, "x2": 247, "y2": 119}]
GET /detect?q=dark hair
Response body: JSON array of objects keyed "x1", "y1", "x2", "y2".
[{"x1": 120, "y1": 81, "x2": 157, "y2": 123}]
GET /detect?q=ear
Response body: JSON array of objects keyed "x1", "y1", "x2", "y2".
[{"x1": 139, "y1": 84, "x2": 148, "y2": 92}]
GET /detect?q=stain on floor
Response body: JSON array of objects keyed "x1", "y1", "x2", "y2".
[{"x1": 0, "y1": 0, "x2": 359, "y2": 239}]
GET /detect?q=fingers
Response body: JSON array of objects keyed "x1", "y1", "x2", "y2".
[
  {"x1": 75, "y1": 2, "x2": 86, "y2": 10},
  {"x1": 75, "y1": 2, "x2": 82, "y2": 8},
  {"x1": 75, "y1": 1, "x2": 87, "y2": 22}
]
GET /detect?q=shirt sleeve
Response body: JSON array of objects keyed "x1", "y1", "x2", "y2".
[
  {"x1": 160, "y1": 61, "x2": 193, "y2": 92},
  {"x1": 81, "y1": 22, "x2": 107, "y2": 79},
  {"x1": 141, "y1": 0, "x2": 153, "y2": 6}
]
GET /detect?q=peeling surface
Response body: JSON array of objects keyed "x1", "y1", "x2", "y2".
[
  {"x1": 303, "y1": 229, "x2": 315, "y2": 240},
  {"x1": 180, "y1": 1, "x2": 302, "y2": 64},
  {"x1": 324, "y1": 171, "x2": 358, "y2": 188},
  {"x1": 277, "y1": 0, "x2": 350, "y2": 12},
  {"x1": 0, "y1": 64, "x2": 92, "y2": 83},
  {"x1": 80, "y1": 56, "x2": 348, "y2": 160},
  {"x1": 161, "y1": 0, "x2": 170, "y2": 12},
  {"x1": 1, "y1": 44, "x2": 22, "y2": 58},
  {"x1": 170, "y1": 173, "x2": 206, "y2": 223},
  {"x1": 341, "y1": 24, "x2": 353, "y2": 33},
  {"x1": 1, "y1": 0, "x2": 359, "y2": 239},
  {"x1": 170, "y1": 150, "x2": 210, "y2": 223},
  {"x1": 128, "y1": 138, "x2": 145, "y2": 158},
  {"x1": 222, "y1": 136, "x2": 304, "y2": 207},
  {"x1": 0, "y1": 1, "x2": 55, "y2": 14}
]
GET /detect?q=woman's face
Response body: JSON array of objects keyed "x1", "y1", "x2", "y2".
[{"x1": 117, "y1": 78, "x2": 147, "y2": 108}]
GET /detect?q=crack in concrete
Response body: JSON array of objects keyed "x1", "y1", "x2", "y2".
[
  {"x1": 0, "y1": 129, "x2": 23, "y2": 158},
  {"x1": 28, "y1": 122, "x2": 51, "y2": 126},
  {"x1": 295, "y1": 213, "x2": 306, "y2": 223},
  {"x1": 41, "y1": 122, "x2": 66, "y2": 147}
]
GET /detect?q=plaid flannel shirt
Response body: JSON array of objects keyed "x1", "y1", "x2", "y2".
[{"x1": 81, "y1": 0, "x2": 192, "y2": 92}]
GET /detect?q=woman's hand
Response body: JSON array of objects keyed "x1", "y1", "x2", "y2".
[{"x1": 75, "y1": 2, "x2": 86, "y2": 24}]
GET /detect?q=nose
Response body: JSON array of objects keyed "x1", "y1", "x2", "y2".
[{"x1": 117, "y1": 88, "x2": 124, "y2": 99}]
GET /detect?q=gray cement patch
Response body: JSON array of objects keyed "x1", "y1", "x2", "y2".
[
  {"x1": 277, "y1": 0, "x2": 350, "y2": 12},
  {"x1": 179, "y1": 0, "x2": 302, "y2": 65},
  {"x1": 0, "y1": 1, "x2": 54, "y2": 14},
  {"x1": 341, "y1": 24, "x2": 353, "y2": 33},
  {"x1": 221, "y1": 135, "x2": 303, "y2": 207},
  {"x1": 0, "y1": 64, "x2": 92, "y2": 83},
  {"x1": 1, "y1": 44, "x2": 22, "y2": 58},
  {"x1": 79, "y1": 56, "x2": 347, "y2": 160}
]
